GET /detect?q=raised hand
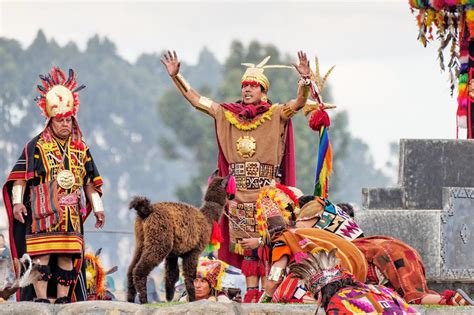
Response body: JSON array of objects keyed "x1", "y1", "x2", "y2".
[
  {"x1": 292, "y1": 50, "x2": 310, "y2": 77},
  {"x1": 160, "y1": 50, "x2": 180, "y2": 77}
]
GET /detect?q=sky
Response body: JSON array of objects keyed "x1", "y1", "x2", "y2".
[{"x1": 0, "y1": 0, "x2": 461, "y2": 174}]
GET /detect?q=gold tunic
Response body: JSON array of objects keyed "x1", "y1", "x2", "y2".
[{"x1": 202, "y1": 104, "x2": 294, "y2": 252}]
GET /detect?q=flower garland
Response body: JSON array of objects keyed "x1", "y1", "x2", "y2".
[{"x1": 224, "y1": 105, "x2": 275, "y2": 131}]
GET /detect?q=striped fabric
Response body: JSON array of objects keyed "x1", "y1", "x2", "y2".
[
  {"x1": 30, "y1": 180, "x2": 61, "y2": 233},
  {"x1": 26, "y1": 233, "x2": 83, "y2": 256}
]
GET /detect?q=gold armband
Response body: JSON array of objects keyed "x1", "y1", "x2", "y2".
[
  {"x1": 172, "y1": 73, "x2": 191, "y2": 93},
  {"x1": 267, "y1": 266, "x2": 285, "y2": 282},
  {"x1": 198, "y1": 96, "x2": 213, "y2": 109},
  {"x1": 282, "y1": 105, "x2": 298, "y2": 119},
  {"x1": 12, "y1": 185, "x2": 23, "y2": 205},
  {"x1": 91, "y1": 191, "x2": 105, "y2": 213}
]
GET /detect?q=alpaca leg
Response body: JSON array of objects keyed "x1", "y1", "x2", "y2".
[
  {"x1": 133, "y1": 231, "x2": 173, "y2": 304},
  {"x1": 132, "y1": 251, "x2": 162, "y2": 304},
  {"x1": 126, "y1": 246, "x2": 143, "y2": 302},
  {"x1": 165, "y1": 256, "x2": 179, "y2": 302},
  {"x1": 182, "y1": 249, "x2": 201, "y2": 302},
  {"x1": 127, "y1": 219, "x2": 144, "y2": 302}
]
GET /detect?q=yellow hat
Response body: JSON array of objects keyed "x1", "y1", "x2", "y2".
[{"x1": 241, "y1": 56, "x2": 292, "y2": 92}]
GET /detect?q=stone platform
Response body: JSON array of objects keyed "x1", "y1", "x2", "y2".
[
  {"x1": 356, "y1": 139, "x2": 474, "y2": 294},
  {"x1": 0, "y1": 301, "x2": 473, "y2": 315}
]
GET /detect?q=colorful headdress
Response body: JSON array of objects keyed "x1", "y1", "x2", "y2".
[
  {"x1": 85, "y1": 248, "x2": 118, "y2": 300},
  {"x1": 196, "y1": 258, "x2": 229, "y2": 291},
  {"x1": 241, "y1": 56, "x2": 292, "y2": 92},
  {"x1": 35, "y1": 67, "x2": 85, "y2": 119},
  {"x1": 255, "y1": 181, "x2": 301, "y2": 243},
  {"x1": 289, "y1": 248, "x2": 353, "y2": 297}
]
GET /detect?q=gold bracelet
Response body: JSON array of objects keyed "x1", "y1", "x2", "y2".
[
  {"x1": 91, "y1": 191, "x2": 105, "y2": 213},
  {"x1": 12, "y1": 185, "x2": 23, "y2": 205},
  {"x1": 173, "y1": 73, "x2": 191, "y2": 93},
  {"x1": 267, "y1": 266, "x2": 285, "y2": 282},
  {"x1": 198, "y1": 96, "x2": 213, "y2": 109},
  {"x1": 282, "y1": 105, "x2": 298, "y2": 118}
]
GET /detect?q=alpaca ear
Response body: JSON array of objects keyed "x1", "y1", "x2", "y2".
[
  {"x1": 208, "y1": 169, "x2": 219, "y2": 185},
  {"x1": 221, "y1": 175, "x2": 229, "y2": 188}
]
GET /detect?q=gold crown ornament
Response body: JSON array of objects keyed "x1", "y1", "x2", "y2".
[{"x1": 241, "y1": 56, "x2": 292, "y2": 92}]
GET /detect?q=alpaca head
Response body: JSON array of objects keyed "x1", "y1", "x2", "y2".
[{"x1": 205, "y1": 170, "x2": 235, "y2": 203}]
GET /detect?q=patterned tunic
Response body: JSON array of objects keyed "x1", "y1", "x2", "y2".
[
  {"x1": 2, "y1": 132, "x2": 103, "y2": 301},
  {"x1": 326, "y1": 283, "x2": 418, "y2": 315},
  {"x1": 24, "y1": 134, "x2": 102, "y2": 256}
]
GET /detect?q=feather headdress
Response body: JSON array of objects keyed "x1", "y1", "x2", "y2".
[
  {"x1": 35, "y1": 67, "x2": 85, "y2": 119},
  {"x1": 289, "y1": 248, "x2": 352, "y2": 297}
]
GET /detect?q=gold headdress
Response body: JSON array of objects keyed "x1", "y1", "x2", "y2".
[
  {"x1": 241, "y1": 56, "x2": 292, "y2": 92},
  {"x1": 35, "y1": 67, "x2": 85, "y2": 119}
]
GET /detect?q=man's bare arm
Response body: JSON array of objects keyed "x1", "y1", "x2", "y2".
[
  {"x1": 282, "y1": 51, "x2": 311, "y2": 119},
  {"x1": 161, "y1": 50, "x2": 219, "y2": 115}
]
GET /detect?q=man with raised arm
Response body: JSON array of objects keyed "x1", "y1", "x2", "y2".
[{"x1": 161, "y1": 51, "x2": 310, "y2": 302}]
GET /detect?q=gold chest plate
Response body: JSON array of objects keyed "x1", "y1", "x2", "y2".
[
  {"x1": 236, "y1": 136, "x2": 257, "y2": 158},
  {"x1": 57, "y1": 169, "x2": 76, "y2": 190}
]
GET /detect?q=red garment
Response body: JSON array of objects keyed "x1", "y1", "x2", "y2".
[{"x1": 221, "y1": 102, "x2": 272, "y2": 120}]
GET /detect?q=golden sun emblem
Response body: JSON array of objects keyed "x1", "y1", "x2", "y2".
[
  {"x1": 57, "y1": 170, "x2": 76, "y2": 190},
  {"x1": 236, "y1": 136, "x2": 256, "y2": 158}
]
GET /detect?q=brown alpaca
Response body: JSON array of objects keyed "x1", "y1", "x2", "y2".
[{"x1": 126, "y1": 175, "x2": 232, "y2": 304}]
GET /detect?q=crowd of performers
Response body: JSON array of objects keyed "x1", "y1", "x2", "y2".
[
  {"x1": 161, "y1": 50, "x2": 474, "y2": 312},
  {"x1": 1, "y1": 49, "x2": 473, "y2": 312}
]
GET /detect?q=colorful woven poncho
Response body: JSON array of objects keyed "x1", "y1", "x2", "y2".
[{"x1": 326, "y1": 282, "x2": 417, "y2": 314}]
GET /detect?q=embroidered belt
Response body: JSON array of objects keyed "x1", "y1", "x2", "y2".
[
  {"x1": 58, "y1": 191, "x2": 81, "y2": 206},
  {"x1": 229, "y1": 162, "x2": 279, "y2": 190},
  {"x1": 228, "y1": 201, "x2": 256, "y2": 233}
]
